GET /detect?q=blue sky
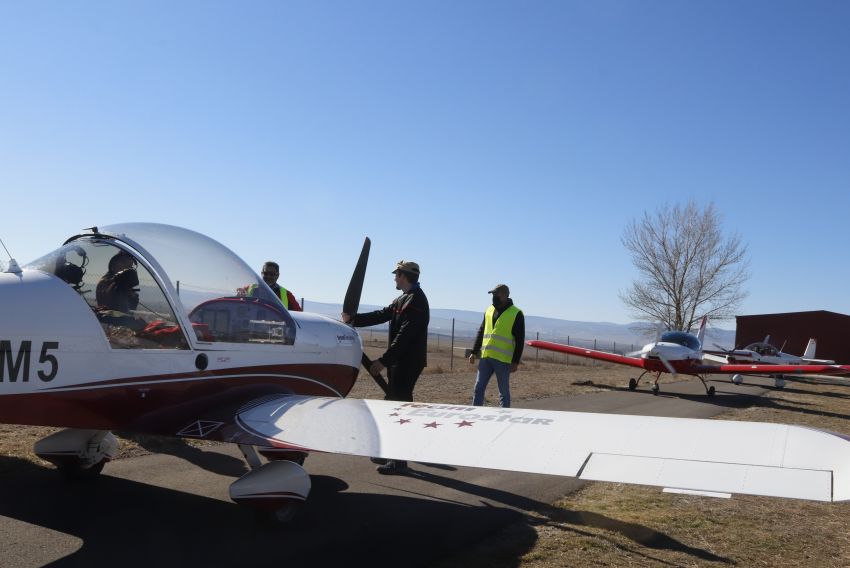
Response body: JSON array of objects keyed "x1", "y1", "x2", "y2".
[{"x1": 2, "y1": 1, "x2": 849, "y2": 326}]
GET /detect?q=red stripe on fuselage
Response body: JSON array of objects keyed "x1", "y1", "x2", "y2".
[{"x1": 0, "y1": 364, "x2": 358, "y2": 435}]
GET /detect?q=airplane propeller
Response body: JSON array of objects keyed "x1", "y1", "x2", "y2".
[
  {"x1": 627, "y1": 322, "x2": 677, "y2": 375},
  {"x1": 342, "y1": 237, "x2": 389, "y2": 396},
  {"x1": 342, "y1": 237, "x2": 370, "y2": 317},
  {"x1": 657, "y1": 352, "x2": 677, "y2": 375}
]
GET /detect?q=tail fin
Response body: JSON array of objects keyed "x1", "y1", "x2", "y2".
[
  {"x1": 803, "y1": 338, "x2": 817, "y2": 359},
  {"x1": 696, "y1": 316, "x2": 708, "y2": 347}
]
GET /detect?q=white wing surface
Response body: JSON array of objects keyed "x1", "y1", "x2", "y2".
[{"x1": 237, "y1": 396, "x2": 850, "y2": 502}]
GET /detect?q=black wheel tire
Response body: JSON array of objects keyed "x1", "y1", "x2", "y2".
[
  {"x1": 651, "y1": 385, "x2": 659, "y2": 396},
  {"x1": 628, "y1": 378, "x2": 637, "y2": 391},
  {"x1": 708, "y1": 386, "x2": 716, "y2": 397}
]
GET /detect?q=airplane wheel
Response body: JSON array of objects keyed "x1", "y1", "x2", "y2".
[
  {"x1": 707, "y1": 386, "x2": 716, "y2": 397},
  {"x1": 651, "y1": 384, "x2": 660, "y2": 395},
  {"x1": 775, "y1": 378, "x2": 786, "y2": 389},
  {"x1": 628, "y1": 378, "x2": 637, "y2": 391},
  {"x1": 58, "y1": 459, "x2": 106, "y2": 480}
]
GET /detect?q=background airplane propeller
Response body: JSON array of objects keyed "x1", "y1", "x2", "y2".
[{"x1": 627, "y1": 323, "x2": 678, "y2": 375}]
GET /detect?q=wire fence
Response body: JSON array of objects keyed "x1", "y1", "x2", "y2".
[{"x1": 358, "y1": 319, "x2": 640, "y2": 371}]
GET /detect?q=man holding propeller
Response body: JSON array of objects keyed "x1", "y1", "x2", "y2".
[{"x1": 342, "y1": 259, "x2": 430, "y2": 475}]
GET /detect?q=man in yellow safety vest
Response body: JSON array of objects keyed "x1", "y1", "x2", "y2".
[
  {"x1": 468, "y1": 284, "x2": 525, "y2": 408},
  {"x1": 247, "y1": 261, "x2": 302, "y2": 311}
]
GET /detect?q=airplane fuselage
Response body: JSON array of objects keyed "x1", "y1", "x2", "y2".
[{"x1": 0, "y1": 268, "x2": 360, "y2": 444}]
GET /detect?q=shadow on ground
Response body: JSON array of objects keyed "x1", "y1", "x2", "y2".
[{"x1": 0, "y1": 456, "x2": 534, "y2": 568}]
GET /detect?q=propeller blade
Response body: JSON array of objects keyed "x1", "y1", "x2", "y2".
[
  {"x1": 658, "y1": 353, "x2": 677, "y2": 375},
  {"x1": 342, "y1": 237, "x2": 371, "y2": 317},
  {"x1": 713, "y1": 343, "x2": 731, "y2": 353},
  {"x1": 341, "y1": 237, "x2": 389, "y2": 396}
]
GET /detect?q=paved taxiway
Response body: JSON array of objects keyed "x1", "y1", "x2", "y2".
[{"x1": 0, "y1": 377, "x2": 770, "y2": 568}]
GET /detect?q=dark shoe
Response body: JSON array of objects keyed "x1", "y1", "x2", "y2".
[
  {"x1": 376, "y1": 460, "x2": 409, "y2": 475},
  {"x1": 370, "y1": 457, "x2": 388, "y2": 465}
]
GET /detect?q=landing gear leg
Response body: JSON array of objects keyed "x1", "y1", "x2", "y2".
[
  {"x1": 238, "y1": 444, "x2": 263, "y2": 470},
  {"x1": 629, "y1": 371, "x2": 649, "y2": 391},
  {"x1": 697, "y1": 375, "x2": 716, "y2": 397},
  {"x1": 651, "y1": 372, "x2": 661, "y2": 395}
]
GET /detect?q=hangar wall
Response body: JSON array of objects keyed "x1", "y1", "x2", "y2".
[{"x1": 735, "y1": 310, "x2": 850, "y2": 364}]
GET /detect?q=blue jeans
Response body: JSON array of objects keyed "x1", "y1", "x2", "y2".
[{"x1": 472, "y1": 357, "x2": 512, "y2": 408}]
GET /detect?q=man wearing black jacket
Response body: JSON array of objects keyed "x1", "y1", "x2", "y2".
[{"x1": 342, "y1": 260, "x2": 429, "y2": 474}]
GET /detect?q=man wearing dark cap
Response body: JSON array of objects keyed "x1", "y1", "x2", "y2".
[
  {"x1": 468, "y1": 284, "x2": 525, "y2": 408},
  {"x1": 342, "y1": 260, "x2": 430, "y2": 475}
]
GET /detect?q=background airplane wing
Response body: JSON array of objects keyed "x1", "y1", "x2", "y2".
[
  {"x1": 237, "y1": 395, "x2": 850, "y2": 502},
  {"x1": 527, "y1": 340, "x2": 650, "y2": 369},
  {"x1": 693, "y1": 362, "x2": 850, "y2": 375}
]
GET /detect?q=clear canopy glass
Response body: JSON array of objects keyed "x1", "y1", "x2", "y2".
[
  {"x1": 659, "y1": 331, "x2": 701, "y2": 351},
  {"x1": 26, "y1": 223, "x2": 295, "y2": 346}
]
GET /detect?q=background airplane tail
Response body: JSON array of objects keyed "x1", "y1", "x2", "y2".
[
  {"x1": 696, "y1": 316, "x2": 708, "y2": 347},
  {"x1": 803, "y1": 338, "x2": 817, "y2": 360}
]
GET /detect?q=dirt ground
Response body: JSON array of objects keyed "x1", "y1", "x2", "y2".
[{"x1": 4, "y1": 340, "x2": 850, "y2": 566}]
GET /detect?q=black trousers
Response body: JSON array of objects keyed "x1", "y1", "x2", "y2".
[{"x1": 386, "y1": 362, "x2": 425, "y2": 402}]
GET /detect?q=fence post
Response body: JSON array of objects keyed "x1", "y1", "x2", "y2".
[
  {"x1": 536, "y1": 331, "x2": 539, "y2": 363},
  {"x1": 450, "y1": 318, "x2": 455, "y2": 370}
]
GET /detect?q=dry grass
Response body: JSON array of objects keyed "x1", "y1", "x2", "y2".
[{"x1": 353, "y1": 339, "x2": 689, "y2": 404}]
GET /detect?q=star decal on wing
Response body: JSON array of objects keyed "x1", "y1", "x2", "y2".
[
  {"x1": 424, "y1": 421, "x2": 442, "y2": 429},
  {"x1": 396, "y1": 418, "x2": 412, "y2": 425},
  {"x1": 455, "y1": 420, "x2": 474, "y2": 427}
]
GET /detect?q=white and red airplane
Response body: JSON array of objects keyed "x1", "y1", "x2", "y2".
[
  {"x1": 4, "y1": 224, "x2": 850, "y2": 523},
  {"x1": 703, "y1": 337, "x2": 838, "y2": 387},
  {"x1": 528, "y1": 317, "x2": 850, "y2": 397}
]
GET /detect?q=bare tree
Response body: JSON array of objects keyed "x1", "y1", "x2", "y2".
[{"x1": 620, "y1": 201, "x2": 749, "y2": 333}]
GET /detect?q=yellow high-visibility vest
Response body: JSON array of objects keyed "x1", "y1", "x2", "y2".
[
  {"x1": 248, "y1": 284, "x2": 289, "y2": 309},
  {"x1": 482, "y1": 304, "x2": 520, "y2": 363}
]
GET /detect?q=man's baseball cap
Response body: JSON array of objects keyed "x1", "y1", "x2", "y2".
[
  {"x1": 393, "y1": 260, "x2": 420, "y2": 275},
  {"x1": 488, "y1": 284, "x2": 509, "y2": 295}
]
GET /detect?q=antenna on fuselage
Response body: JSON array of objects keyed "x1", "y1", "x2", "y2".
[{"x1": 0, "y1": 238, "x2": 21, "y2": 274}]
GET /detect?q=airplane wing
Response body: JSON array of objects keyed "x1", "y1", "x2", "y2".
[
  {"x1": 528, "y1": 340, "x2": 850, "y2": 377},
  {"x1": 692, "y1": 362, "x2": 850, "y2": 376},
  {"x1": 526, "y1": 340, "x2": 650, "y2": 369},
  {"x1": 237, "y1": 395, "x2": 850, "y2": 502}
]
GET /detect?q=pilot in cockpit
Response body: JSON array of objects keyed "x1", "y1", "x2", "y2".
[{"x1": 96, "y1": 251, "x2": 146, "y2": 331}]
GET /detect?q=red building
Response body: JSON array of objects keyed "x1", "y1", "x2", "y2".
[{"x1": 735, "y1": 310, "x2": 850, "y2": 364}]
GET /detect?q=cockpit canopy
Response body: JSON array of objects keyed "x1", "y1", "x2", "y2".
[
  {"x1": 659, "y1": 331, "x2": 701, "y2": 351},
  {"x1": 744, "y1": 342, "x2": 778, "y2": 357},
  {"x1": 25, "y1": 223, "x2": 295, "y2": 348}
]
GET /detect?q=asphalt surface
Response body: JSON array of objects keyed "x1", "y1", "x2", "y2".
[{"x1": 0, "y1": 377, "x2": 769, "y2": 568}]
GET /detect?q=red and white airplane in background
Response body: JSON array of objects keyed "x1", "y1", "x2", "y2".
[
  {"x1": 703, "y1": 337, "x2": 837, "y2": 387},
  {"x1": 528, "y1": 317, "x2": 850, "y2": 396},
  {"x1": 4, "y1": 224, "x2": 850, "y2": 522}
]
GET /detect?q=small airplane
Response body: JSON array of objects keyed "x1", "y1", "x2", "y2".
[
  {"x1": 703, "y1": 337, "x2": 837, "y2": 387},
  {"x1": 528, "y1": 317, "x2": 850, "y2": 397},
  {"x1": 4, "y1": 224, "x2": 850, "y2": 524}
]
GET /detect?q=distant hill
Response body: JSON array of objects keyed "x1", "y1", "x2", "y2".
[{"x1": 300, "y1": 300, "x2": 736, "y2": 351}]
